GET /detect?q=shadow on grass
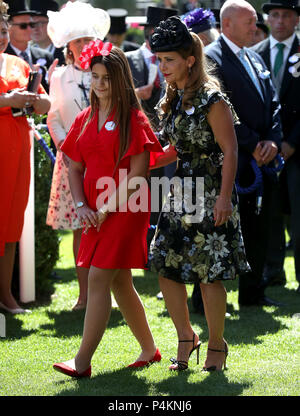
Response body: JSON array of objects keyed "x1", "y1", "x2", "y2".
[
  {"x1": 37, "y1": 308, "x2": 127, "y2": 339},
  {"x1": 53, "y1": 366, "x2": 251, "y2": 397}
]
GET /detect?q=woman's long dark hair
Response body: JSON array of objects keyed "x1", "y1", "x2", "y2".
[{"x1": 160, "y1": 32, "x2": 221, "y2": 114}]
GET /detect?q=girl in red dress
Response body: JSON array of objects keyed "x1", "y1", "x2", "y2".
[
  {"x1": 0, "y1": 2, "x2": 50, "y2": 314},
  {"x1": 53, "y1": 41, "x2": 163, "y2": 378}
]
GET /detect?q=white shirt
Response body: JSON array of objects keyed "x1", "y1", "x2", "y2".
[{"x1": 269, "y1": 33, "x2": 296, "y2": 71}]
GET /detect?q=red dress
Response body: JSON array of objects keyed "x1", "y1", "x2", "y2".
[
  {"x1": 61, "y1": 106, "x2": 163, "y2": 269},
  {"x1": 0, "y1": 54, "x2": 45, "y2": 256}
]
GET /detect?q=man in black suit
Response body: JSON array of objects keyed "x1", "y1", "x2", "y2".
[
  {"x1": 5, "y1": 0, "x2": 53, "y2": 92},
  {"x1": 253, "y1": 0, "x2": 300, "y2": 293},
  {"x1": 205, "y1": 0, "x2": 283, "y2": 306}
]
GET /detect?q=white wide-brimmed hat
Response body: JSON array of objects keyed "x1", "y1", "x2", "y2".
[{"x1": 47, "y1": 1, "x2": 111, "y2": 48}]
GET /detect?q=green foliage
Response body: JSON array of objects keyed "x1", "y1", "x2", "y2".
[
  {"x1": 126, "y1": 26, "x2": 144, "y2": 45},
  {"x1": 32, "y1": 115, "x2": 60, "y2": 295}
]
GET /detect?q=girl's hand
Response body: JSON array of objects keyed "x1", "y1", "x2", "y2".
[
  {"x1": 96, "y1": 210, "x2": 108, "y2": 232},
  {"x1": 213, "y1": 196, "x2": 233, "y2": 227}
]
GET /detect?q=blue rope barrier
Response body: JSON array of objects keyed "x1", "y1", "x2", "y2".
[
  {"x1": 235, "y1": 154, "x2": 284, "y2": 215},
  {"x1": 33, "y1": 126, "x2": 56, "y2": 165}
]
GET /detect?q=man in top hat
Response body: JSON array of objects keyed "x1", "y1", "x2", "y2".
[
  {"x1": 106, "y1": 8, "x2": 140, "y2": 52},
  {"x1": 252, "y1": 0, "x2": 300, "y2": 293},
  {"x1": 29, "y1": 0, "x2": 65, "y2": 65},
  {"x1": 5, "y1": 0, "x2": 53, "y2": 91},
  {"x1": 252, "y1": 12, "x2": 270, "y2": 45}
]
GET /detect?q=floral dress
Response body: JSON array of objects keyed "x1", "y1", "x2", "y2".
[{"x1": 149, "y1": 87, "x2": 250, "y2": 284}]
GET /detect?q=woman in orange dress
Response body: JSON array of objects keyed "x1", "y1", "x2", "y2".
[{"x1": 0, "y1": 2, "x2": 50, "y2": 314}]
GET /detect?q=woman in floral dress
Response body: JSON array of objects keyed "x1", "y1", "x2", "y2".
[{"x1": 149, "y1": 17, "x2": 249, "y2": 371}]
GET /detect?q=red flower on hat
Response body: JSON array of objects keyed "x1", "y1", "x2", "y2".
[{"x1": 79, "y1": 39, "x2": 113, "y2": 70}]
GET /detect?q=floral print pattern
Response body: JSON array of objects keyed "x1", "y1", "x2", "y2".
[
  {"x1": 149, "y1": 87, "x2": 250, "y2": 284},
  {"x1": 46, "y1": 151, "x2": 81, "y2": 230}
]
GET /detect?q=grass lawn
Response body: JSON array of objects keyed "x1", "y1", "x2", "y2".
[{"x1": 0, "y1": 230, "x2": 299, "y2": 397}]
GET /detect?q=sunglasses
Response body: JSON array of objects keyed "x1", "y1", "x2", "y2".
[{"x1": 11, "y1": 22, "x2": 36, "y2": 30}]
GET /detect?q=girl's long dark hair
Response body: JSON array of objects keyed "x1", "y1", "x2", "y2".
[{"x1": 79, "y1": 46, "x2": 142, "y2": 170}]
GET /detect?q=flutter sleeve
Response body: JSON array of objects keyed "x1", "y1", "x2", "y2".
[
  {"x1": 60, "y1": 108, "x2": 90, "y2": 164},
  {"x1": 198, "y1": 89, "x2": 239, "y2": 125},
  {"x1": 121, "y1": 109, "x2": 164, "y2": 167}
]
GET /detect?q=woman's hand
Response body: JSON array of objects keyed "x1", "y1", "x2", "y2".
[
  {"x1": 76, "y1": 205, "x2": 99, "y2": 234},
  {"x1": 5, "y1": 88, "x2": 37, "y2": 108},
  {"x1": 213, "y1": 196, "x2": 233, "y2": 227}
]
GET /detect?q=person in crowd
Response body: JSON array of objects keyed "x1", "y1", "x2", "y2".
[
  {"x1": 252, "y1": 12, "x2": 270, "y2": 46},
  {"x1": 182, "y1": 7, "x2": 220, "y2": 47},
  {"x1": 29, "y1": 0, "x2": 65, "y2": 66},
  {"x1": 46, "y1": 1, "x2": 110, "y2": 311},
  {"x1": 0, "y1": 0, "x2": 51, "y2": 314},
  {"x1": 106, "y1": 8, "x2": 140, "y2": 53},
  {"x1": 149, "y1": 16, "x2": 249, "y2": 372},
  {"x1": 205, "y1": 0, "x2": 283, "y2": 306},
  {"x1": 52, "y1": 40, "x2": 163, "y2": 377},
  {"x1": 181, "y1": 0, "x2": 201, "y2": 15},
  {"x1": 4, "y1": 0, "x2": 53, "y2": 91},
  {"x1": 159, "y1": 0, "x2": 178, "y2": 9},
  {"x1": 253, "y1": 0, "x2": 300, "y2": 293}
]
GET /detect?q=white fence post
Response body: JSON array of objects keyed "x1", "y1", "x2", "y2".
[{"x1": 19, "y1": 129, "x2": 35, "y2": 303}]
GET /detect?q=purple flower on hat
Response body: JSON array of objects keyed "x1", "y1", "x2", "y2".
[{"x1": 183, "y1": 8, "x2": 216, "y2": 32}]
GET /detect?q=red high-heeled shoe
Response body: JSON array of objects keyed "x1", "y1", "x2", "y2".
[
  {"x1": 127, "y1": 348, "x2": 161, "y2": 368},
  {"x1": 53, "y1": 362, "x2": 91, "y2": 378}
]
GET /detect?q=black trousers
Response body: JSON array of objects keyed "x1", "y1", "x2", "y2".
[
  {"x1": 264, "y1": 157, "x2": 300, "y2": 283},
  {"x1": 238, "y1": 173, "x2": 276, "y2": 304}
]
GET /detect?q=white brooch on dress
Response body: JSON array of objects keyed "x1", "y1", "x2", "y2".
[
  {"x1": 105, "y1": 121, "x2": 116, "y2": 131},
  {"x1": 185, "y1": 106, "x2": 195, "y2": 115}
]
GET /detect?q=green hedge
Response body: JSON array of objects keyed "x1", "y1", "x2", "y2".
[{"x1": 33, "y1": 116, "x2": 60, "y2": 295}]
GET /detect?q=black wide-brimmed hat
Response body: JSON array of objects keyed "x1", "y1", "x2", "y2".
[
  {"x1": 30, "y1": 0, "x2": 59, "y2": 16},
  {"x1": 150, "y1": 16, "x2": 193, "y2": 53},
  {"x1": 6, "y1": 0, "x2": 37, "y2": 17},
  {"x1": 262, "y1": 0, "x2": 300, "y2": 15},
  {"x1": 141, "y1": 6, "x2": 178, "y2": 27}
]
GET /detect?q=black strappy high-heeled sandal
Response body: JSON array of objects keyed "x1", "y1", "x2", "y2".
[
  {"x1": 202, "y1": 341, "x2": 228, "y2": 372},
  {"x1": 169, "y1": 333, "x2": 201, "y2": 371}
]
